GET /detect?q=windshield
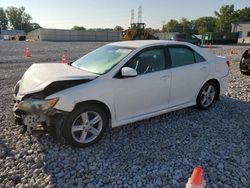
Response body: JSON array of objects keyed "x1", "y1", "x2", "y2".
[{"x1": 72, "y1": 45, "x2": 133, "y2": 74}]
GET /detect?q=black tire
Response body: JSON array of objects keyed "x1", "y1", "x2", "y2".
[
  {"x1": 240, "y1": 71, "x2": 250, "y2": 76},
  {"x1": 63, "y1": 104, "x2": 108, "y2": 148},
  {"x1": 196, "y1": 81, "x2": 218, "y2": 110}
]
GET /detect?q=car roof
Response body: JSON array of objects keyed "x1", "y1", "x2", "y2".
[
  {"x1": 108, "y1": 40, "x2": 218, "y2": 62},
  {"x1": 108, "y1": 40, "x2": 177, "y2": 48}
]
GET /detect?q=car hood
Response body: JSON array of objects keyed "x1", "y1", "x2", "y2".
[{"x1": 18, "y1": 63, "x2": 98, "y2": 96}]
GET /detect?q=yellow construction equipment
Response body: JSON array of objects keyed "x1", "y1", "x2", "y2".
[{"x1": 121, "y1": 23, "x2": 158, "y2": 40}]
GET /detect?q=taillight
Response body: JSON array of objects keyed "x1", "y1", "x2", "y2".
[{"x1": 226, "y1": 60, "x2": 230, "y2": 67}]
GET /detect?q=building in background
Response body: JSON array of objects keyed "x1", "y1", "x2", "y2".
[
  {"x1": 0, "y1": 30, "x2": 26, "y2": 40},
  {"x1": 27, "y1": 28, "x2": 122, "y2": 42},
  {"x1": 231, "y1": 20, "x2": 250, "y2": 44}
]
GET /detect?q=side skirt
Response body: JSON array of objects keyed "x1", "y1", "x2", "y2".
[{"x1": 111, "y1": 102, "x2": 196, "y2": 128}]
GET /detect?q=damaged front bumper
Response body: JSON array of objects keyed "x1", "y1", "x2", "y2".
[{"x1": 13, "y1": 97, "x2": 60, "y2": 132}]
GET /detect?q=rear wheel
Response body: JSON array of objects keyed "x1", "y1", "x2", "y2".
[
  {"x1": 63, "y1": 105, "x2": 108, "y2": 148},
  {"x1": 196, "y1": 82, "x2": 218, "y2": 110}
]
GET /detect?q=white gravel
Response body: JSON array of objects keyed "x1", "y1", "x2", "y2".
[{"x1": 0, "y1": 41, "x2": 249, "y2": 188}]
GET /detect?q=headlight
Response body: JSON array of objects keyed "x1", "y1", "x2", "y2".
[
  {"x1": 47, "y1": 98, "x2": 59, "y2": 109},
  {"x1": 18, "y1": 98, "x2": 59, "y2": 113}
]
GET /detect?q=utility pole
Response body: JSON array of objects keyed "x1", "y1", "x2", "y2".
[
  {"x1": 138, "y1": 6, "x2": 142, "y2": 23},
  {"x1": 130, "y1": 8, "x2": 134, "y2": 25}
]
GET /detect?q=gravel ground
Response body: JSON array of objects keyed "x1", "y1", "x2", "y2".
[{"x1": 0, "y1": 41, "x2": 249, "y2": 188}]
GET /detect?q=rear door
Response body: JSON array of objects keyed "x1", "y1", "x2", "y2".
[{"x1": 167, "y1": 45, "x2": 209, "y2": 107}]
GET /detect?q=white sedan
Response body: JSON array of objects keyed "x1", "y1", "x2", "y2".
[{"x1": 13, "y1": 40, "x2": 229, "y2": 147}]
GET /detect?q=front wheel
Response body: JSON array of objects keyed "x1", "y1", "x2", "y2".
[
  {"x1": 63, "y1": 105, "x2": 108, "y2": 148},
  {"x1": 196, "y1": 82, "x2": 218, "y2": 110}
]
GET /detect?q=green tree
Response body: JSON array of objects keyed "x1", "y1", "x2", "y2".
[
  {"x1": 5, "y1": 6, "x2": 39, "y2": 32},
  {"x1": 24, "y1": 22, "x2": 41, "y2": 32},
  {"x1": 234, "y1": 7, "x2": 250, "y2": 21},
  {"x1": 114, "y1": 25, "x2": 124, "y2": 31},
  {"x1": 179, "y1": 17, "x2": 193, "y2": 34},
  {"x1": 194, "y1": 17, "x2": 217, "y2": 34},
  {"x1": 0, "y1": 7, "x2": 8, "y2": 29},
  {"x1": 163, "y1": 18, "x2": 194, "y2": 33},
  {"x1": 72, "y1": 25, "x2": 86, "y2": 31},
  {"x1": 30, "y1": 22, "x2": 41, "y2": 30},
  {"x1": 214, "y1": 4, "x2": 235, "y2": 32},
  {"x1": 5, "y1": 6, "x2": 32, "y2": 31},
  {"x1": 146, "y1": 27, "x2": 160, "y2": 34},
  {"x1": 163, "y1": 19, "x2": 181, "y2": 32}
]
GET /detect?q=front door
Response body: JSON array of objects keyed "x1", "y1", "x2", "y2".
[{"x1": 113, "y1": 47, "x2": 171, "y2": 121}]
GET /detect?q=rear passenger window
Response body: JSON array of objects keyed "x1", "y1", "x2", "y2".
[
  {"x1": 194, "y1": 52, "x2": 206, "y2": 63},
  {"x1": 169, "y1": 47, "x2": 195, "y2": 68}
]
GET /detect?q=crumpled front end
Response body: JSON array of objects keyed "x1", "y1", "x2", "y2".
[
  {"x1": 12, "y1": 78, "x2": 65, "y2": 133},
  {"x1": 13, "y1": 95, "x2": 60, "y2": 132},
  {"x1": 12, "y1": 63, "x2": 96, "y2": 134}
]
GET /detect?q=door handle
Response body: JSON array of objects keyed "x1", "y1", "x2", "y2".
[
  {"x1": 160, "y1": 75, "x2": 170, "y2": 80},
  {"x1": 200, "y1": 67, "x2": 207, "y2": 71}
]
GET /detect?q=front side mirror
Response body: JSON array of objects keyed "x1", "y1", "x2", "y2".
[{"x1": 121, "y1": 67, "x2": 137, "y2": 77}]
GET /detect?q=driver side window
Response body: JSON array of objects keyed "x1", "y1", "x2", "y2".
[{"x1": 127, "y1": 49, "x2": 165, "y2": 75}]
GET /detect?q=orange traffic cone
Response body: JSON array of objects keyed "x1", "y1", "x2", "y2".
[
  {"x1": 61, "y1": 54, "x2": 67, "y2": 64},
  {"x1": 25, "y1": 48, "x2": 31, "y2": 57},
  {"x1": 186, "y1": 166, "x2": 206, "y2": 188},
  {"x1": 230, "y1": 48, "x2": 235, "y2": 55}
]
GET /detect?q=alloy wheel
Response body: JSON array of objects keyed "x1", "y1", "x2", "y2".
[
  {"x1": 200, "y1": 84, "x2": 216, "y2": 107},
  {"x1": 71, "y1": 111, "x2": 103, "y2": 144}
]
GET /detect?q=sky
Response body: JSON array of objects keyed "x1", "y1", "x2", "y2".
[{"x1": 0, "y1": 0, "x2": 249, "y2": 29}]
